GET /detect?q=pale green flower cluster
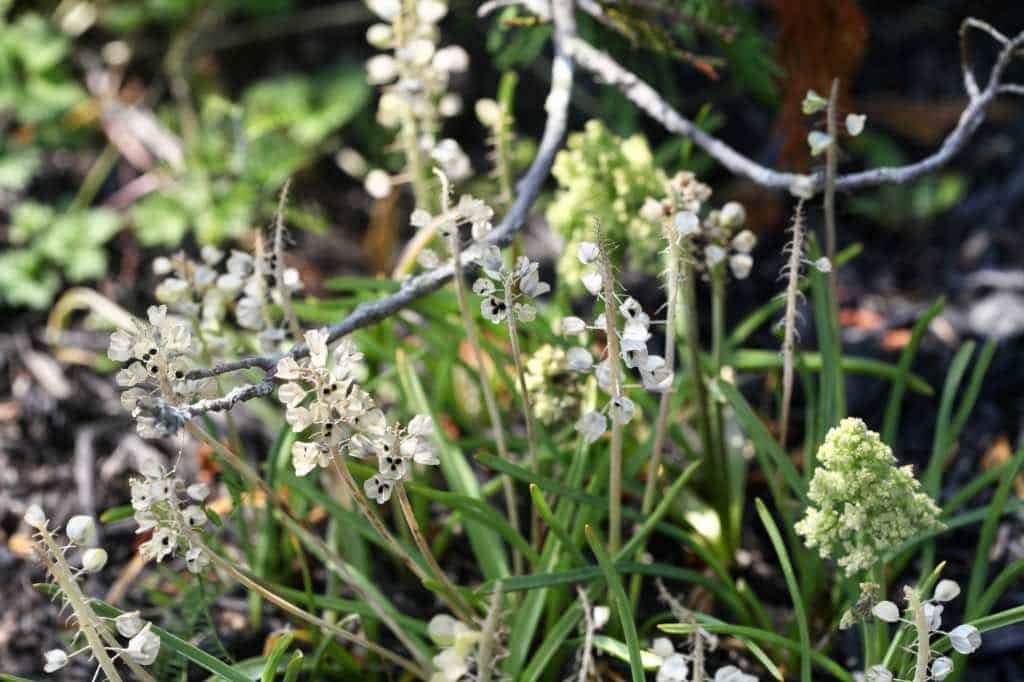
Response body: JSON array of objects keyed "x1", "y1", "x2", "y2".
[
  {"x1": 796, "y1": 417, "x2": 942, "y2": 576},
  {"x1": 546, "y1": 119, "x2": 666, "y2": 289},
  {"x1": 523, "y1": 343, "x2": 580, "y2": 426}
]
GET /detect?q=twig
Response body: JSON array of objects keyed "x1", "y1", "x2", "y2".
[{"x1": 561, "y1": 18, "x2": 1024, "y2": 192}]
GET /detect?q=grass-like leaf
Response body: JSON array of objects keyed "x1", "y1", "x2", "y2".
[{"x1": 586, "y1": 525, "x2": 645, "y2": 682}]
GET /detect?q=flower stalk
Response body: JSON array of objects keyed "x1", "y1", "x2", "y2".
[{"x1": 598, "y1": 243, "x2": 625, "y2": 552}]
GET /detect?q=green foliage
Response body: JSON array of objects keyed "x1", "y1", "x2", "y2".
[
  {"x1": 547, "y1": 119, "x2": 666, "y2": 289},
  {"x1": 130, "y1": 64, "x2": 369, "y2": 246},
  {"x1": 0, "y1": 202, "x2": 121, "y2": 308}
]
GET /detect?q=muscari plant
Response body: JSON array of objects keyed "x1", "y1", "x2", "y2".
[{"x1": 21, "y1": 2, "x2": 1024, "y2": 681}]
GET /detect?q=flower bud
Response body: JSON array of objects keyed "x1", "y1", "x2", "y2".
[
  {"x1": 719, "y1": 201, "x2": 746, "y2": 230},
  {"x1": 933, "y1": 579, "x2": 961, "y2": 603},
  {"x1": 66, "y1": 515, "x2": 97, "y2": 546},
  {"x1": 949, "y1": 624, "x2": 981, "y2": 654},
  {"x1": 931, "y1": 657, "x2": 954, "y2": 680},
  {"x1": 364, "y1": 170, "x2": 393, "y2": 199},
  {"x1": 846, "y1": 113, "x2": 866, "y2": 136},
  {"x1": 475, "y1": 98, "x2": 501, "y2": 127},
  {"x1": 872, "y1": 601, "x2": 900, "y2": 623},
  {"x1": 116, "y1": 611, "x2": 146, "y2": 638},
  {"x1": 43, "y1": 649, "x2": 68, "y2": 673},
  {"x1": 802, "y1": 89, "x2": 828, "y2": 115},
  {"x1": 366, "y1": 23, "x2": 393, "y2": 49},
  {"x1": 673, "y1": 211, "x2": 700, "y2": 238},
  {"x1": 82, "y1": 548, "x2": 108, "y2": 573},
  {"x1": 24, "y1": 504, "x2": 47, "y2": 530},
  {"x1": 577, "y1": 242, "x2": 599, "y2": 264},
  {"x1": 561, "y1": 317, "x2": 586, "y2": 335}
]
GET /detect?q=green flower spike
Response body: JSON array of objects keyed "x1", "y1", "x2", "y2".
[{"x1": 796, "y1": 417, "x2": 943, "y2": 576}]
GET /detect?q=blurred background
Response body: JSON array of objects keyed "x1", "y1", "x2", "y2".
[{"x1": 1, "y1": 0, "x2": 1023, "y2": 677}]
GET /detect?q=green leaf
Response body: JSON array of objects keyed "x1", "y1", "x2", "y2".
[
  {"x1": 730, "y1": 349, "x2": 933, "y2": 396},
  {"x1": 755, "y1": 499, "x2": 811, "y2": 682},
  {"x1": 261, "y1": 631, "x2": 295, "y2": 682},
  {"x1": 883, "y1": 298, "x2": 945, "y2": 443},
  {"x1": 586, "y1": 526, "x2": 645, "y2": 682},
  {"x1": 592, "y1": 635, "x2": 662, "y2": 670}
]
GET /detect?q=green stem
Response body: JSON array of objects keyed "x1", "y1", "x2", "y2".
[{"x1": 599, "y1": 245, "x2": 625, "y2": 553}]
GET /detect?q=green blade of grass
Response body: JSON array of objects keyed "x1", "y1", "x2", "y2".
[
  {"x1": 730, "y1": 349, "x2": 934, "y2": 396},
  {"x1": 530, "y1": 483, "x2": 587, "y2": 565},
  {"x1": 261, "y1": 631, "x2": 295, "y2": 682},
  {"x1": 924, "y1": 341, "x2": 975, "y2": 496},
  {"x1": 282, "y1": 651, "x2": 304, "y2": 682},
  {"x1": 397, "y1": 348, "x2": 509, "y2": 580},
  {"x1": 719, "y1": 381, "x2": 806, "y2": 502},
  {"x1": 755, "y1": 499, "x2": 811, "y2": 682},
  {"x1": 882, "y1": 298, "x2": 945, "y2": 443},
  {"x1": 586, "y1": 526, "x2": 645, "y2": 682},
  {"x1": 591, "y1": 635, "x2": 662, "y2": 669},
  {"x1": 966, "y1": 444, "x2": 1024, "y2": 619}
]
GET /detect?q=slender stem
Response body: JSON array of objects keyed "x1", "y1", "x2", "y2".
[
  {"x1": 448, "y1": 230, "x2": 524, "y2": 575},
  {"x1": 504, "y1": 284, "x2": 542, "y2": 550},
  {"x1": 630, "y1": 226, "x2": 681, "y2": 606},
  {"x1": 780, "y1": 200, "x2": 807, "y2": 447},
  {"x1": 908, "y1": 588, "x2": 931, "y2": 682},
  {"x1": 198, "y1": 538, "x2": 428, "y2": 679},
  {"x1": 681, "y1": 260, "x2": 716, "y2": 502},
  {"x1": 185, "y1": 422, "x2": 429, "y2": 665},
  {"x1": 598, "y1": 245, "x2": 625, "y2": 553},
  {"x1": 273, "y1": 178, "x2": 302, "y2": 340},
  {"x1": 709, "y1": 266, "x2": 731, "y2": 544},
  {"x1": 395, "y1": 483, "x2": 475, "y2": 621},
  {"x1": 824, "y1": 78, "x2": 839, "y2": 281},
  {"x1": 36, "y1": 527, "x2": 128, "y2": 682},
  {"x1": 328, "y1": 456, "x2": 432, "y2": 586},
  {"x1": 476, "y1": 580, "x2": 504, "y2": 682}
]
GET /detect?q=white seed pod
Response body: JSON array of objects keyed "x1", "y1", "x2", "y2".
[
  {"x1": 364, "y1": 169, "x2": 393, "y2": 199},
  {"x1": 933, "y1": 579, "x2": 961, "y2": 603},
  {"x1": 846, "y1": 113, "x2": 866, "y2": 136},
  {"x1": 865, "y1": 664, "x2": 893, "y2": 682},
  {"x1": 577, "y1": 241, "x2": 599, "y2": 264},
  {"x1": 656, "y1": 653, "x2": 689, "y2": 682},
  {"x1": 592, "y1": 605, "x2": 610, "y2": 630},
  {"x1": 719, "y1": 201, "x2": 746, "y2": 230},
  {"x1": 125, "y1": 624, "x2": 161, "y2": 665},
  {"x1": 924, "y1": 602, "x2": 944, "y2": 631},
  {"x1": 365, "y1": 54, "x2": 398, "y2": 85},
  {"x1": 365, "y1": 23, "x2": 393, "y2": 49},
  {"x1": 652, "y1": 637, "x2": 675, "y2": 659},
  {"x1": 802, "y1": 89, "x2": 828, "y2": 115},
  {"x1": 808, "y1": 131, "x2": 834, "y2": 156},
  {"x1": 732, "y1": 229, "x2": 757, "y2": 254},
  {"x1": 116, "y1": 611, "x2": 146, "y2": 638},
  {"x1": 673, "y1": 211, "x2": 700, "y2": 238},
  {"x1": 566, "y1": 347, "x2": 593, "y2": 371},
  {"x1": 24, "y1": 504, "x2": 47, "y2": 530},
  {"x1": 729, "y1": 254, "x2": 753, "y2": 280},
  {"x1": 609, "y1": 396, "x2": 635, "y2": 425},
  {"x1": 561, "y1": 316, "x2": 586, "y2": 335},
  {"x1": 366, "y1": 0, "x2": 401, "y2": 20},
  {"x1": 81, "y1": 548, "x2": 108, "y2": 573},
  {"x1": 872, "y1": 601, "x2": 900, "y2": 623},
  {"x1": 949, "y1": 624, "x2": 982, "y2": 654},
  {"x1": 581, "y1": 271, "x2": 603, "y2": 296},
  {"x1": 931, "y1": 656, "x2": 954, "y2": 680},
  {"x1": 814, "y1": 257, "x2": 832, "y2": 273},
  {"x1": 187, "y1": 482, "x2": 210, "y2": 502},
  {"x1": 705, "y1": 245, "x2": 727, "y2": 268},
  {"x1": 575, "y1": 410, "x2": 607, "y2": 444},
  {"x1": 429, "y1": 614, "x2": 459, "y2": 646},
  {"x1": 43, "y1": 649, "x2": 68, "y2": 673},
  {"x1": 66, "y1": 515, "x2": 97, "y2": 546}
]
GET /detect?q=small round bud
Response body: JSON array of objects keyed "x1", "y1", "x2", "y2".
[
  {"x1": 24, "y1": 504, "x2": 47, "y2": 530},
  {"x1": 808, "y1": 131, "x2": 834, "y2": 157},
  {"x1": 43, "y1": 649, "x2": 69, "y2": 673},
  {"x1": 729, "y1": 254, "x2": 753, "y2": 280},
  {"x1": 933, "y1": 579, "x2": 961, "y2": 603},
  {"x1": 872, "y1": 601, "x2": 900, "y2": 623},
  {"x1": 366, "y1": 0, "x2": 401, "y2": 21},
  {"x1": 732, "y1": 229, "x2": 757, "y2": 254},
  {"x1": 366, "y1": 23, "x2": 393, "y2": 49},
  {"x1": 719, "y1": 201, "x2": 746, "y2": 230},
  {"x1": 814, "y1": 257, "x2": 832, "y2": 274},
  {"x1": 439, "y1": 93, "x2": 462, "y2": 118},
  {"x1": 705, "y1": 245, "x2": 727, "y2": 268},
  {"x1": 577, "y1": 242, "x2": 599, "y2": 264},
  {"x1": 475, "y1": 99, "x2": 501, "y2": 127},
  {"x1": 366, "y1": 54, "x2": 398, "y2": 84},
  {"x1": 592, "y1": 605, "x2": 610, "y2": 630},
  {"x1": 66, "y1": 515, "x2": 97, "y2": 546},
  {"x1": 949, "y1": 624, "x2": 981, "y2": 654},
  {"x1": 102, "y1": 40, "x2": 132, "y2": 67},
  {"x1": 417, "y1": 0, "x2": 448, "y2": 23},
  {"x1": 789, "y1": 175, "x2": 816, "y2": 200},
  {"x1": 801, "y1": 89, "x2": 828, "y2": 115},
  {"x1": 116, "y1": 611, "x2": 146, "y2": 638},
  {"x1": 930, "y1": 657, "x2": 954, "y2": 680},
  {"x1": 364, "y1": 170, "x2": 393, "y2": 199},
  {"x1": 187, "y1": 483, "x2": 210, "y2": 501},
  {"x1": 640, "y1": 197, "x2": 664, "y2": 223},
  {"x1": 432, "y1": 45, "x2": 469, "y2": 73},
  {"x1": 652, "y1": 637, "x2": 675, "y2": 659},
  {"x1": 82, "y1": 547, "x2": 108, "y2": 573},
  {"x1": 846, "y1": 113, "x2": 866, "y2": 137},
  {"x1": 673, "y1": 211, "x2": 700, "y2": 238},
  {"x1": 561, "y1": 316, "x2": 586, "y2": 335},
  {"x1": 865, "y1": 665, "x2": 893, "y2": 682}
]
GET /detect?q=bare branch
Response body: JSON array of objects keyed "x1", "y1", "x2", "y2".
[{"x1": 562, "y1": 17, "x2": 1024, "y2": 192}]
